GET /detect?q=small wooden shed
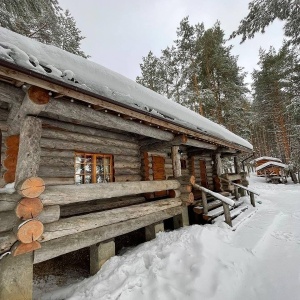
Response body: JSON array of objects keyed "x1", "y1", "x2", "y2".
[
  {"x1": 252, "y1": 156, "x2": 283, "y2": 176},
  {"x1": 0, "y1": 28, "x2": 253, "y2": 299}
]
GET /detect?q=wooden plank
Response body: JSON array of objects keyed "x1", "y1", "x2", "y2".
[
  {"x1": 42, "y1": 128, "x2": 139, "y2": 150},
  {"x1": 60, "y1": 196, "x2": 146, "y2": 217},
  {"x1": 40, "y1": 198, "x2": 181, "y2": 243},
  {"x1": 34, "y1": 206, "x2": 183, "y2": 263},
  {"x1": 41, "y1": 118, "x2": 136, "y2": 143},
  {"x1": 39, "y1": 179, "x2": 180, "y2": 205}
]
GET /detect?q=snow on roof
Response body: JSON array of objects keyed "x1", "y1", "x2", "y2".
[
  {"x1": 253, "y1": 157, "x2": 282, "y2": 163},
  {"x1": 256, "y1": 161, "x2": 288, "y2": 171},
  {"x1": 0, "y1": 28, "x2": 252, "y2": 150}
]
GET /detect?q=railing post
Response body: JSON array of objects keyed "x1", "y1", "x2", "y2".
[
  {"x1": 234, "y1": 186, "x2": 239, "y2": 200},
  {"x1": 222, "y1": 202, "x2": 232, "y2": 227},
  {"x1": 202, "y1": 191, "x2": 208, "y2": 214},
  {"x1": 250, "y1": 192, "x2": 255, "y2": 207},
  {"x1": 240, "y1": 187, "x2": 246, "y2": 197}
]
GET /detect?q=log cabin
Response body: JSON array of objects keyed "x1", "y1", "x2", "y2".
[{"x1": 0, "y1": 28, "x2": 254, "y2": 299}]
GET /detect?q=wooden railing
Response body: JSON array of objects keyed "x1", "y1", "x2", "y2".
[
  {"x1": 191, "y1": 183, "x2": 235, "y2": 226},
  {"x1": 220, "y1": 178, "x2": 259, "y2": 207}
]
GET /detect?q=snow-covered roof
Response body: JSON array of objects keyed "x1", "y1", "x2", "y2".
[
  {"x1": 252, "y1": 157, "x2": 282, "y2": 163},
  {"x1": 256, "y1": 161, "x2": 288, "y2": 171},
  {"x1": 0, "y1": 28, "x2": 252, "y2": 150}
]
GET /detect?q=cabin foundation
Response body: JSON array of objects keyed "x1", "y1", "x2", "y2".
[
  {"x1": 0, "y1": 253, "x2": 33, "y2": 300},
  {"x1": 90, "y1": 239, "x2": 116, "y2": 275}
]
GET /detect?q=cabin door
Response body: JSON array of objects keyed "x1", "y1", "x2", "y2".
[
  {"x1": 152, "y1": 155, "x2": 167, "y2": 197},
  {"x1": 199, "y1": 160, "x2": 209, "y2": 188}
]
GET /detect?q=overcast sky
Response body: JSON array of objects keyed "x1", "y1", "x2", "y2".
[{"x1": 59, "y1": 0, "x2": 285, "y2": 87}]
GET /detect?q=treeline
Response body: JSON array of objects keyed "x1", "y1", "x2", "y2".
[
  {"x1": 137, "y1": 0, "x2": 300, "y2": 169},
  {"x1": 136, "y1": 18, "x2": 251, "y2": 141}
]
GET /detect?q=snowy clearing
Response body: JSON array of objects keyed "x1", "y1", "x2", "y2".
[{"x1": 36, "y1": 175, "x2": 300, "y2": 300}]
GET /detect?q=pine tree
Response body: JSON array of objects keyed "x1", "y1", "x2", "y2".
[
  {"x1": 251, "y1": 45, "x2": 299, "y2": 163},
  {"x1": 231, "y1": 0, "x2": 300, "y2": 45},
  {"x1": 137, "y1": 18, "x2": 251, "y2": 141}
]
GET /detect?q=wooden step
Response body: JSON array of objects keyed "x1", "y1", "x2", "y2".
[
  {"x1": 230, "y1": 205, "x2": 248, "y2": 220},
  {"x1": 203, "y1": 199, "x2": 244, "y2": 221},
  {"x1": 193, "y1": 200, "x2": 222, "y2": 214}
]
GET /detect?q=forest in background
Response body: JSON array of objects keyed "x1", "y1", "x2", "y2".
[
  {"x1": 0, "y1": 0, "x2": 299, "y2": 170},
  {"x1": 136, "y1": 1, "x2": 300, "y2": 170}
]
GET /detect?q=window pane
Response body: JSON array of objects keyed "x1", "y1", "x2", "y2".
[
  {"x1": 75, "y1": 175, "x2": 84, "y2": 184},
  {"x1": 85, "y1": 175, "x2": 92, "y2": 184},
  {"x1": 85, "y1": 164, "x2": 92, "y2": 173},
  {"x1": 96, "y1": 175, "x2": 103, "y2": 183},
  {"x1": 75, "y1": 156, "x2": 85, "y2": 164},
  {"x1": 86, "y1": 156, "x2": 92, "y2": 163}
]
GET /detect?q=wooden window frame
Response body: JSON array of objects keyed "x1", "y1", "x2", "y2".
[{"x1": 75, "y1": 152, "x2": 113, "y2": 184}]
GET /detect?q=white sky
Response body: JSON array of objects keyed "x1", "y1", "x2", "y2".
[{"x1": 59, "y1": 0, "x2": 285, "y2": 87}]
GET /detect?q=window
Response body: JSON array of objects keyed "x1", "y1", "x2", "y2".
[
  {"x1": 75, "y1": 153, "x2": 113, "y2": 184},
  {"x1": 180, "y1": 159, "x2": 187, "y2": 170}
]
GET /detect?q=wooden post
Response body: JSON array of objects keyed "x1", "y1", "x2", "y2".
[
  {"x1": 234, "y1": 156, "x2": 240, "y2": 174},
  {"x1": 171, "y1": 146, "x2": 181, "y2": 178},
  {"x1": 234, "y1": 186, "x2": 239, "y2": 200},
  {"x1": 0, "y1": 253, "x2": 33, "y2": 300},
  {"x1": 90, "y1": 239, "x2": 115, "y2": 275},
  {"x1": 145, "y1": 222, "x2": 164, "y2": 241},
  {"x1": 202, "y1": 191, "x2": 208, "y2": 215},
  {"x1": 222, "y1": 203, "x2": 232, "y2": 227},
  {"x1": 15, "y1": 116, "x2": 42, "y2": 188},
  {"x1": 181, "y1": 206, "x2": 190, "y2": 227},
  {"x1": 250, "y1": 192, "x2": 256, "y2": 207},
  {"x1": 173, "y1": 214, "x2": 183, "y2": 229},
  {"x1": 240, "y1": 187, "x2": 246, "y2": 197}
]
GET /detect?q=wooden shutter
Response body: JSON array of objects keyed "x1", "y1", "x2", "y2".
[
  {"x1": 152, "y1": 155, "x2": 167, "y2": 197},
  {"x1": 199, "y1": 159, "x2": 209, "y2": 188}
]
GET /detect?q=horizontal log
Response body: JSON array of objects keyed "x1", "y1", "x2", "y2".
[
  {"x1": 38, "y1": 205, "x2": 60, "y2": 223},
  {"x1": 34, "y1": 206, "x2": 183, "y2": 263},
  {"x1": 113, "y1": 155, "x2": 140, "y2": 164},
  {"x1": 44, "y1": 97, "x2": 174, "y2": 141},
  {"x1": 43, "y1": 177, "x2": 75, "y2": 186},
  {"x1": 114, "y1": 161, "x2": 140, "y2": 169},
  {"x1": 41, "y1": 149, "x2": 74, "y2": 158},
  {"x1": 38, "y1": 166, "x2": 74, "y2": 178},
  {"x1": 0, "y1": 81, "x2": 24, "y2": 104},
  {"x1": 41, "y1": 138, "x2": 139, "y2": 156},
  {"x1": 39, "y1": 180, "x2": 180, "y2": 205},
  {"x1": 0, "y1": 231, "x2": 16, "y2": 253},
  {"x1": 60, "y1": 196, "x2": 146, "y2": 217},
  {"x1": 114, "y1": 175, "x2": 142, "y2": 182},
  {"x1": 0, "y1": 193, "x2": 20, "y2": 212},
  {"x1": 0, "y1": 205, "x2": 60, "y2": 233},
  {"x1": 42, "y1": 128, "x2": 139, "y2": 150},
  {"x1": 114, "y1": 168, "x2": 141, "y2": 176},
  {"x1": 0, "y1": 108, "x2": 8, "y2": 121},
  {"x1": 40, "y1": 198, "x2": 181, "y2": 243},
  {"x1": 41, "y1": 117, "x2": 137, "y2": 143},
  {"x1": 40, "y1": 156, "x2": 74, "y2": 167}
]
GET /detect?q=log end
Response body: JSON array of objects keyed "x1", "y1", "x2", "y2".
[
  {"x1": 15, "y1": 198, "x2": 43, "y2": 219},
  {"x1": 12, "y1": 241, "x2": 41, "y2": 256},
  {"x1": 28, "y1": 86, "x2": 50, "y2": 105},
  {"x1": 190, "y1": 175, "x2": 196, "y2": 186},
  {"x1": 18, "y1": 177, "x2": 45, "y2": 198},
  {"x1": 17, "y1": 220, "x2": 44, "y2": 243}
]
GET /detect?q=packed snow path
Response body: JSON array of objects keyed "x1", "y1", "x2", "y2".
[{"x1": 39, "y1": 175, "x2": 300, "y2": 300}]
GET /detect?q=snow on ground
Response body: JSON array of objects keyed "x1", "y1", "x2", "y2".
[{"x1": 37, "y1": 175, "x2": 300, "y2": 300}]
